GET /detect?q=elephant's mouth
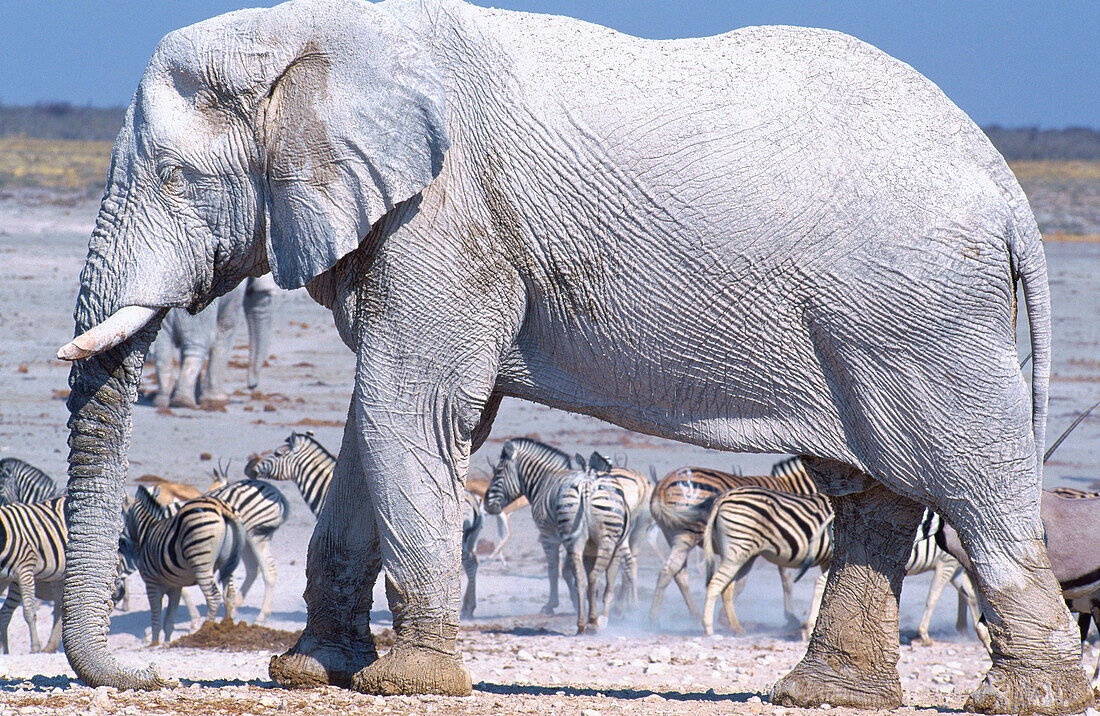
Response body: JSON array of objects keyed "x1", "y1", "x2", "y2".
[{"x1": 57, "y1": 305, "x2": 167, "y2": 361}]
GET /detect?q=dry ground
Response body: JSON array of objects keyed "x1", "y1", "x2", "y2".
[{"x1": 1, "y1": 192, "x2": 1099, "y2": 715}]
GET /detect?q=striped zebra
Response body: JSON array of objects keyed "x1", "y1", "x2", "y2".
[
  {"x1": 245, "y1": 432, "x2": 333, "y2": 516},
  {"x1": 247, "y1": 433, "x2": 486, "y2": 616},
  {"x1": 649, "y1": 456, "x2": 815, "y2": 625},
  {"x1": 0, "y1": 496, "x2": 66, "y2": 653},
  {"x1": 556, "y1": 470, "x2": 631, "y2": 634},
  {"x1": 702, "y1": 486, "x2": 832, "y2": 636},
  {"x1": 0, "y1": 458, "x2": 62, "y2": 506},
  {"x1": 205, "y1": 476, "x2": 290, "y2": 623},
  {"x1": 585, "y1": 452, "x2": 652, "y2": 609},
  {"x1": 123, "y1": 486, "x2": 244, "y2": 644},
  {"x1": 702, "y1": 489, "x2": 987, "y2": 645},
  {"x1": 484, "y1": 438, "x2": 581, "y2": 615}
]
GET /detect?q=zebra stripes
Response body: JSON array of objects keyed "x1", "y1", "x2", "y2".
[
  {"x1": 123, "y1": 486, "x2": 244, "y2": 644},
  {"x1": 205, "y1": 478, "x2": 289, "y2": 623},
  {"x1": 0, "y1": 496, "x2": 66, "y2": 653},
  {"x1": 461, "y1": 490, "x2": 483, "y2": 618},
  {"x1": 649, "y1": 456, "x2": 813, "y2": 624},
  {"x1": 556, "y1": 470, "x2": 632, "y2": 634},
  {"x1": 701, "y1": 486, "x2": 832, "y2": 636},
  {"x1": 245, "y1": 432, "x2": 334, "y2": 516},
  {"x1": 485, "y1": 438, "x2": 579, "y2": 615},
  {"x1": 0, "y1": 458, "x2": 61, "y2": 506}
]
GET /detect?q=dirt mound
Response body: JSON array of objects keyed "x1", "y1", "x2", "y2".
[
  {"x1": 168, "y1": 620, "x2": 398, "y2": 653},
  {"x1": 169, "y1": 619, "x2": 300, "y2": 652}
]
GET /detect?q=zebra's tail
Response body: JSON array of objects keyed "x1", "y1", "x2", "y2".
[
  {"x1": 217, "y1": 514, "x2": 246, "y2": 588},
  {"x1": 703, "y1": 505, "x2": 718, "y2": 586}
]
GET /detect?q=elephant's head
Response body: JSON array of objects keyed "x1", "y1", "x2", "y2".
[{"x1": 58, "y1": 0, "x2": 448, "y2": 688}]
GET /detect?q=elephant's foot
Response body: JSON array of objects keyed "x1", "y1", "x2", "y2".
[
  {"x1": 350, "y1": 643, "x2": 471, "y2": 697},
  {"x1": 964, "y1": 662, "x2": 1093, "y2": 715},
  {"x1": 269, "y1": 632, "x2": 377, "y2": 690},
  {"x1": 169, "y1": 391, "x2": 199, "y2": 410},
  {"x1": 771, "y1": 652, "x2": 902, "y2": 709}
]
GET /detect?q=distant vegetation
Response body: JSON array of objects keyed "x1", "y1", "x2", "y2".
[{"x1": 0, "y1": 104, "x2": 1096, "y2": 239}]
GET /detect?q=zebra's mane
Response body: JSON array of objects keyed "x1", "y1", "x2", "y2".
[
  {"x1": 770, "y1": 456, "x2": 806, "y2": 478},
  {"x1": 290, "y1": 431, "x2": 335, "y2": 458},
  {"x1": 506, "y1": 438, "x2": 572, "y2": 468}
]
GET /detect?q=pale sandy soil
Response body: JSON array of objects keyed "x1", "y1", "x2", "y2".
[{"x1": 1, "y1": 198, "x2": 1099, "y2": 714}]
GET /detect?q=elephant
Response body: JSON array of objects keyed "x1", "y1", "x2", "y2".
[
  {"x1": 55, "y1": 0, "x2": 1090, "y2": 712},
  {"x1": 151, "y1": 275, "x2": 278, "y2": 408}
]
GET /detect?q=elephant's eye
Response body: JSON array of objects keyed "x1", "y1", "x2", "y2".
[{"x1": 158, "y1": 165, "x2": 186, "y2": 194}]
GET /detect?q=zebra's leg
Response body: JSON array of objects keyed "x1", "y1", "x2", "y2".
[
  {"x1": 460, "y1": 535, "x2": 478, "y2": 620},
  {"x1": 952, "y1": 567, "x2": 991, "y2": 653},
  {"x1": 15, "y1": 567, "x2": 41, "y2": 653},
  {"x1": 778, "y1": 567, "x2": 800, "y2": 628},
  {"x1": 252, "y1": 537, "x2": 278, "y2": 624},
  {"x1": 720, "y1": 565, "x2": 753, "y2": 635},
  {"x1": 1090, "y1": 600, "x2": 1100, "y2": 684},
  {"x1": 486, "y1": 513, "x2": 510, "y2": 564},
  {"x1": 801, "y1": 569, "x2": 829, "y2": 639},
  {"x1": 163, "y1": 589, "x2": 182, "y2": 644},
  {"x1": 773, "y1": 475, "x2": 924, "y2": 710},
  {"x1": 196, "y1": 564, "x2": 223, "y2": 624},
  {"x1": 44, "y1": 603, "x2": 62, "y2": 654},
  {"x1": 270, "y1": 403, "x2": 381, "y2": 690},
  {"x1": 703, "y1": 554, "x2": 753, "y2": 636},
  {"x1": 540, "y1": 537, "x2": 562, "y2": 615},
  {"x1": 917, "y1": 556, "x2": 955, "y2": 646},
  {"x1": 0, "y1": 583, "x2": 19, "y2": 654},
  {"x1": 223, "y1": 575, "x2": 237, "y2": 622},
  {"x1": 597, "y1": 544, "x2": 626, "y2": 628},
  {"x1": 182, "y1": 588, "x2": 201, "y2": 629},
  {"x1": 569, "y1": 544, "x2": 588, "y2": 635},
  {"x1": 650, "y1": 531, "x2": 701, "y2": 624},
  {"x1": 146, "y1": 583, "x2": 165, "y2": 646}
]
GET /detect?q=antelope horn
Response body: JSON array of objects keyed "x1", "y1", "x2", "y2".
[{"x1": 57, "y1": 306, "x2": 162, "y2": 361}]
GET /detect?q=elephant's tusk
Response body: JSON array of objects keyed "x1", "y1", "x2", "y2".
[{"x1": 57, "y1": 305, "x2": 162, "y2": 361}]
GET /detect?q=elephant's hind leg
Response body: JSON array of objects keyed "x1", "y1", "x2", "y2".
[
  {"x1": 772, "y1": 475, "x2": 923, "y2": 709},
  {"x1": 271, "y1": 404, "x2": 380, "y2": 690}
]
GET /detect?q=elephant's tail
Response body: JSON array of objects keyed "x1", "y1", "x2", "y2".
[{"x1": 1007, "y1": 202, "x2": 1051, "y2": 479}]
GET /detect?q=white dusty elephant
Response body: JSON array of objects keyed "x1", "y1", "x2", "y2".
[
  {"x1": 151, "y1": 275, "x2": 278, "y2": 408},
  {"x1": 56, "y1": 1, "x2": 1089, "y2": 712}
]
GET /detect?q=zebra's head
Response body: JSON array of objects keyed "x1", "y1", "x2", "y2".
[
  {"x1": 124, "y1": 485, "x2": 168, "y2": 542},
  {"x1": 245, "y1": 431, "x2": 317, "y2": 480},
  {"x1": 485, "y1": 441, "x2": 521, "y2": 515}
]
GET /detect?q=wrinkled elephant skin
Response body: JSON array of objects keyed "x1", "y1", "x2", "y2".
[{"x1": 60, "y1": 0, "x2": 1089, "y2": 711}]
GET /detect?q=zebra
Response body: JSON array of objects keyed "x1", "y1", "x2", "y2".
[
  {"x1": 702, "y1": 489, "x2": 986, "y2": 644},
  {"x1": 247, "y1": 432, "x2": 485, "y2": 616},
  {"x1": 0, "y1": 496, "x2": 66, "y2": 653},
  {"x1": 205, "y1": 475, "x2": 290, "y2": 623},
  {"x1": 245, "y1": 432, "x2": 333, "y2": 516},
  {"x1": 123, "y1": 485, "x2": 245, "y2": 644},
  {"x1": 585, "y1": 452, "x2": 652, "y2": 609},
  {"x1": 484, "y1": 438, "x2": 581, "y2": 615},
  {"x1": 649, "y1": 456, "x2": 815, "y2": 625},
  {"x1": 556, "y1": 470, "x2": 632, "y2": 634},
  {"x1": 0, "y1": 458, "x2": 62, "y2": 506},
  {"x1": 701, "y1": 486, "x2": 833, "y2": 636}
]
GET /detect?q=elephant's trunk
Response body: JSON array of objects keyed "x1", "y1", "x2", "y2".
[
  {"x1": 244, "y1": 279, "x2": 275, "y2": 390},
  {"x1": 61, "y1": 227, "x2": 171, "y2": 690}
]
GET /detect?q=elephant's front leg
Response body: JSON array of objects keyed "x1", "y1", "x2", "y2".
[
  {"x1": 270, "y1": 403, "x2": 381, "y2": 689},
  {"x1": 772, "y1": 479, "x2": 924, "y2": 709}
]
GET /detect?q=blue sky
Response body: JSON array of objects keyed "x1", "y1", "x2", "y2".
[{"x1": 2, "y1": 1, "x2": 1096, "y2": 127}]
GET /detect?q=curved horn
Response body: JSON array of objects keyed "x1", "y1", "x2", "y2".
[
  {"x1": 58, "y1": 306, "x2": 162, "y2": 361},
  {"x1": 1044, "y1": 399, "x2": 1100, "y2": 464}
]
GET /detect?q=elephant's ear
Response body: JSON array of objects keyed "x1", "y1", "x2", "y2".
[{"x1": 255, "y1": 3, "x2": 449, "y2": 289}]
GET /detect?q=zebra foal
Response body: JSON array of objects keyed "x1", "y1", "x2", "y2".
[
  {"x1": 0, "y1": 496, "x2": 66, "y2": 653},
  {"x1": 123, "y1": 486, "x2": 245, "y2": 644},
  {"x1": 556, "y1": 470, "x2": 632, "y2": 634},
  {"x1": 0, "y1": 458, "x2": 61, "y2": 506}
]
